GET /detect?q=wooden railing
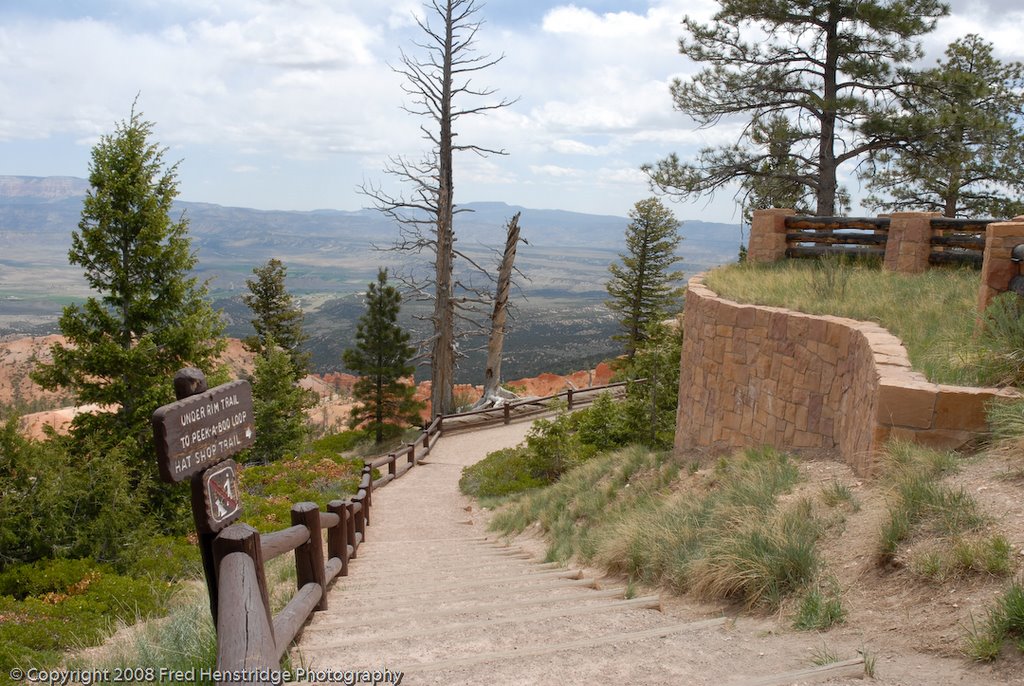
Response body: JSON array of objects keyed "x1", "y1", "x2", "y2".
[
  {"x1": 782, "y1": 215, "x2": 992, "y2": 267},
  {"x1": 212, "y1": 379, "x2": 640, "y2": 684}
]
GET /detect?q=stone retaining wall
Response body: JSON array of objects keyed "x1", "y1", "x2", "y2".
[{"x1": 676, "y1": 276, "x2": 1018, "y2": 475}]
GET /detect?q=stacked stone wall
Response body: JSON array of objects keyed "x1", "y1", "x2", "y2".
[{"x1": 676, "y1": 276, "x2": 1018, "y2": 476}]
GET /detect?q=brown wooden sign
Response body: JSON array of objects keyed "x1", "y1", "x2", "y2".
[
  {"x1": 192, "y1": 459, "x2": 243, "y2": 533},
  {"x1": 152, "y1": 379, "x2": 255, "y2": 483}
]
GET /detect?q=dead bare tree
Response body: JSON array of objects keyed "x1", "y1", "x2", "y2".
[
  {"x1": 473, "y1": 212, "x2": 524, "y2": 408},
  {"x1": 360, "y1": 0, "x2": 515, "y2": 417}
]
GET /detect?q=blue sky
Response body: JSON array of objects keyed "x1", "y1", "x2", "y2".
[{"x1": 1, "y1": 1, "x2": 1021, "y2": 222}]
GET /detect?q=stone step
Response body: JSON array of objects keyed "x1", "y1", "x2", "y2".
[{"x1": 301, "y1": 595, "x2": 662, "y2": 648}]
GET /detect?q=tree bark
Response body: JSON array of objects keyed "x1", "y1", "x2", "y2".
[
  {"x1": 479, "y1": 212, "x2": 522, "y2": 404},
  {"x1": 430, "y1": 0, "x2": 457, "y2": 418}
]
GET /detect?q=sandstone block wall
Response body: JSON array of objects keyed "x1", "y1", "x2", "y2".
[{"x1": 676, "y1": 276, "x2": 1018, "y2": 476}]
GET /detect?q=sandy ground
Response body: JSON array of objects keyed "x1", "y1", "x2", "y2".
[{"x1": 288, "y1": 420, "x2": 1023, "y2": 686}]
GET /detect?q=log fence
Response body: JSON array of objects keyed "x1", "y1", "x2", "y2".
[
  {"x1": 781, "y1": 214, "x2": 992, "y2": 268},
  {"x1": 211, "y1": 378, "x2": 642, "y2": 684}
]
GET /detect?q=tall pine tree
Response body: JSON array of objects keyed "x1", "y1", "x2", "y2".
[
  {"x1": 606, "y1": 198, "x2": 684, "y2": 358},
  {"x1": 864, "y1": 34, "x2": 1024, "y2": 218},
  {"x1": 644, "y1": 0, "x2": 948, "y2": 216},
  {"x1": 343, "y1": 269, "x2": 423, "y2": 444},
  {"x1": 242, "y1": 258, "x2": 310, "y2": 377},
  {"x1": 31, "y1": 105, "x2": 225, "y2": 522}
]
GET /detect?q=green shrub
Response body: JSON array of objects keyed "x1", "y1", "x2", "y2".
[
  {"x1": 0, "y1": 562, "x2": 168, "y2": 674},
  {"x1": 240, "y1": 448, "x2": 362, "y2": 531},
  {"x1": 0, "y1": 420, "x2": 150, "y2": 572},
  {"x1": 612, "y1": 322, "x2": 683, "y2": 449},
  {"x1": 310, "y1": 429, "x2": 370, "y2": 454},
  {"x1": 459, "y1": 446, "x2": 546, "y2": 499}
]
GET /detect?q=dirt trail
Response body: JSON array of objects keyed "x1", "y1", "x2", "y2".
[{"x1": 290, "y1": 421, "x2": 1015, "y2": 685}]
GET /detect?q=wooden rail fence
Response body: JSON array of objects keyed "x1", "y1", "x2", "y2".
[
  {"x1": 782, "y1": 215, "x2": 992, "y2": 267},
  {"x1": 211, "y1": 379, "x2": 641, "y2": 683}
]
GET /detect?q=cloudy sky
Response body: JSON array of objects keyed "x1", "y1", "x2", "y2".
[{"x1": 1, "y1": 0, "x2": 1022, "y2": 222}]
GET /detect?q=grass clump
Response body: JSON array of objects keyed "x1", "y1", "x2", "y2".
[
  {"x1": 68, "y1": 584, "x2": 217, "y2": 684},
  {"x1": 493, "y1": 445, "x2": 822, "y2": 610},
  {"x1": 876, "y1": 442, "x2": 1009, "y2": 582},
  {"x1": 820, "y1": 480, "x2": 859, "y2": 511},
  {"x1": 704, "y1": 261, "x2": 979, "y2": 385},
  {"x1": 964, "y1": 576, "x2": 1024, "y2": 661},
  {"x1": 793, "y1": 578, "x2": 846, "y2": 631}
]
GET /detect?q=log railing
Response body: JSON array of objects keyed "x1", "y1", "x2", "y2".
[
  {"x1": 782, "y1": 215, "x2": 992, "y2": 267},
  {"x1": 212, "y1": 378, "x2": 640, "y2": 683}
]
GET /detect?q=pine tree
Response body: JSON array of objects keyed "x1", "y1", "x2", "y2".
[
  {"x1": 644, "y1": 0, "x2": 948, "y2": 215},
  {"x1": 864, "y1": 35, "x2": 1024, "y2": 218},
  {"x1": 248, "y1": 335, "x2": 314, "y2": 464},
  {"x1": 31, "y1": 105, "x2": 225, "y2": 514},
  {"x1": 343, "y1": 269, "x2": 423, "y2": 444},
  {"x1": 606, "y1": 198, "x2": 684, "y2": 358},
  {"x1": 242, "y1": 258, "x2": 310, "y2": 376}
]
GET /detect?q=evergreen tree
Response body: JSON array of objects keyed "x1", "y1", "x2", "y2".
[
  {"x1": 248, "y1": 335, "x2": 314, "y2": 464},
  {"x1": 31, "y1": 105, "x2": 224, "y2": 520},
  {"x1": 864, "y1": 35, "x2": 1024, "y2": 218},
  {"x1": 606, "y1": 198, "x2": 684, "y2": 358},
  {"x1": 343, "y1": 269, "x2": 423, "y2": 444},
  {"x1": 242, "y1": 258, "x2": 310, "y2": 376},
  {"x1": 644, "y1": 0, "x2": 948, "y2": 215}
]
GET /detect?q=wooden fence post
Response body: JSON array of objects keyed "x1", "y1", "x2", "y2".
[
  {"x1": 388, "y1": 454, "x2": 397, "y2": 478},
  {"x1": 213, "y1": 524, "x2": 274, "y2": 637},
  {"x1": 363, "y1": 465, "x2": 373, "y2": 523},
  {"x1": 345, "y1": 500, "x2": 358, "y2": 560},
  {"x1": 436, "y1": 413, "x2": 444, "y2": 436},
  {"x1": 327, "y1": 500, "x2": 349, "y2": 577},
  {"x1": 290, "y1": 502, "x2": 327, "y2": 612},
  {"x1": 567, "y1": 388, "x2": 574, "y2": 409},
  {"x1": 503, "y1": 403, "x2": 510, "y2": 425}
]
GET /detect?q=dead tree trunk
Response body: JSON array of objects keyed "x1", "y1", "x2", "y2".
[{"x1": 475, "y1": 212, "x2": 522, "y2": 408}]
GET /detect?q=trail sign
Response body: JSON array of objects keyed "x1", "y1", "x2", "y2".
[
  {"x1": 193, "y1": 459, "x2": 243, "y2": 533},
  {"x1": 152, "y1": 379, "x2": 255, "y2": 483}
]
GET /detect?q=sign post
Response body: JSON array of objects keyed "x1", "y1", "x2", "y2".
[{"x1": 152, "y1": 368, "x2": 256, "y2": 625}]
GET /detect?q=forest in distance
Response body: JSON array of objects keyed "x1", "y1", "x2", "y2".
[{"x1": 0, "y1": 175, "x2": 743, "y2": 381}]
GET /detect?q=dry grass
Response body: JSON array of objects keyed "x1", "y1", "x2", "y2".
[{"x1": 704, "y1": 260, "x2": 981, "y2": 385}]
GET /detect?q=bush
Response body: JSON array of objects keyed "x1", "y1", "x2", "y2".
[
  {"x1": 613, "y1": 322, "x2": 684, "y2": 449},
  {"x1": 310, "y1": 429, "x2": 371, "y2": 454},
  {"x1": 0, "y1": 560, "x2": 168, "y2": 673},
  {"x1": 0, "y1": 419, "x2": 149, "y2": 572},
  {"x1": 240, "y1": 447, "x2": 363, "y2": 531},
  {"x1": 459, "y1": 446, "x2": 546, "y2": 499}
]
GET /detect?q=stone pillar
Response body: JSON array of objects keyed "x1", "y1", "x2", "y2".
[
  {"x1": 747, "y1": 208, "x2": 796, "y2": 263},
  {"x1": 977, "y1": 219, "x2": 1024, "y2": 314},
  {"x1": 883, "y1": 212, "x2": 938, "y2": 273}
]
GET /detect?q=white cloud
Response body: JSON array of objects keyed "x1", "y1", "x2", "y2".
[
  {"x1": 529, "y1": 164, "x2": 580, "y2": 178},
  {"x1": 551, "y1": 139, "x2": 603, "y2": 155}
]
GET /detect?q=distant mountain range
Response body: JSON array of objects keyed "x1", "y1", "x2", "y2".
[{"x1": 0, "y1": 175, "x2": 743, "y2": 378}]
